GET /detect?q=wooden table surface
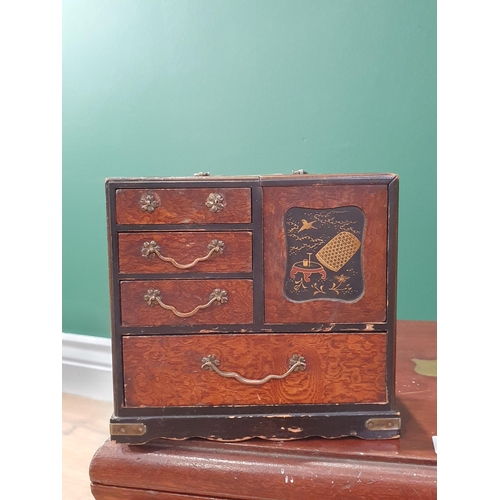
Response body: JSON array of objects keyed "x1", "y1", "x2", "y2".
[{"x1": 90, "y1": 320, "x2": 437, "y2": 499}]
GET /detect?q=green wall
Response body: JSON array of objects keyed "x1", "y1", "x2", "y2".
[{"x1": 63, "y1": 0, "x2": 436, "y2": 338}]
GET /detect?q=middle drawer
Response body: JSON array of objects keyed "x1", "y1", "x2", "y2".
[{"x1": 118, "y1": 231, "x2": 253, "y2": 275}]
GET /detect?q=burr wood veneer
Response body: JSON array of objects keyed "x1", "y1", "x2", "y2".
[{"x1": 106, "y1": 173, "x2": 399, "y2": 443}]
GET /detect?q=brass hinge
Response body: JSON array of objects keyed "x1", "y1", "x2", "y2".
[
  {"x1": 110, "y1": 423, "x2": 147, "y2": 436},
  {"x1": 365, "y1": 417, "x2": 401, "y2": 431}
]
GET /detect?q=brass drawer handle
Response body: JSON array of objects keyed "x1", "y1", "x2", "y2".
[
  {"x1": 141, "y1": 239, "x2": 225, "y2": 269},
  {"x1": 144, "y1": 288, "x2": 228, "y2": 318},
  {"x1": 201, "y1": 354, "x2": 306, "y2": 385},
  {"x1": 205, "y1": 193, "x2": 226, "y2": 212}
]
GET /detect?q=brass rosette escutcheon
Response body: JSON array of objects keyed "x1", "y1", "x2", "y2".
[
  {"x1": 205, "y1": 193, "x2": 226, "y2": 212},
  {"x1": 139, "y1": 192, "x2": 160, "y2": 213}
]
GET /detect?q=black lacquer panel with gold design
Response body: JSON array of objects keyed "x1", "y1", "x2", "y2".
[{"x1": 284, "y1": 207, "x2": 365, "y2": 303}]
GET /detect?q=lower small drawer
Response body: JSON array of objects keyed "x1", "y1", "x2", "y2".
[
  {"x1": 120, "y1": 279, "x2": 253, "y2": 326},
  {"x1": 122, "y1": 333, "x2": 387, "y2": 407}
]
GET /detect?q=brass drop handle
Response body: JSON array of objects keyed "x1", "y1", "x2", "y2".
[
  {"x1": 144, "y1": 288, "x2": 228, "y2": 318},
  {"x1": 141, "y1": 239, "x2": 224, "y2": 269},
  {"x1": 201, "y1": 354, "x2": 306, "y2": 385}
]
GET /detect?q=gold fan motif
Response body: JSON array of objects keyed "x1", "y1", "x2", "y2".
[{"x1": 315, "y1": 231, "x2": 361, "y2": 272}]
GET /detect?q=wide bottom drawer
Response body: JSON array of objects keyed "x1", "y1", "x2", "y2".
[{"x1": 122, "y1": 333, "x2": 387, "y2": 407}]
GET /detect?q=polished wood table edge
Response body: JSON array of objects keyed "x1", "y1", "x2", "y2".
[{"x1": 90, "y1": 437, "x2": 437, "y2": 499}]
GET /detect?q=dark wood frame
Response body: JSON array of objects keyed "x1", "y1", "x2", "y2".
[{"x1": 106, "y1": 174, "x2": 399, "y2": 443}]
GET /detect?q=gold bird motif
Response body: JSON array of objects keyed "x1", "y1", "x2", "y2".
[{"x1": 298, "y1": 219, "x2": 317, "y2": 232}]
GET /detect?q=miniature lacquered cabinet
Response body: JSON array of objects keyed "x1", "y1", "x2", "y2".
[{"x1": 105, "y1": 173, "x2": 400, "y2": 443}]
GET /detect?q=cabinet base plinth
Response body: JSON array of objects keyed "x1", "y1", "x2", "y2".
[{"x1": 110, "y1": 411, "x2": 401, "y2": 444}]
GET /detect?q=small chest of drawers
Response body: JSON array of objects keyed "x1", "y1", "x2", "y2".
[{"x1": 106, "y1": 173, "x2": 400, "y2": 444}]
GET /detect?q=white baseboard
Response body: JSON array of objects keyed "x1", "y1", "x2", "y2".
[{"x1": 62, "y1": 332, "x2": 113, "y2": 402}]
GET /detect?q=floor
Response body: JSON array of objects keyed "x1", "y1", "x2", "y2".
[{"x1": 62, "y1": 393, "x2": 113, "y2": 500}]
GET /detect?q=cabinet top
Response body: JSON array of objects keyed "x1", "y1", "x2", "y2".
[{"x1": 105, "y1": 172, "x2": 398, "y2": 187}]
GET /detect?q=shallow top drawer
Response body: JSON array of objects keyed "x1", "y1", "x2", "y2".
[{"x1": 115, "y1": 188, "x2": 252, "y2": 225}]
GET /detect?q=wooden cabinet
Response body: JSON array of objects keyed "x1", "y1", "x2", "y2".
[{"x1": 106, "y1": 173, "x2": 399, "y2": 443}]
